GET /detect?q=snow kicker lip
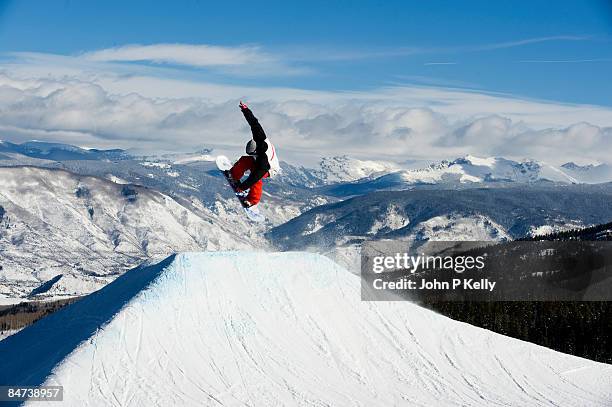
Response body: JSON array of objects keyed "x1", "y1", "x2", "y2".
[
  {"x1": 0, "y1": 254, "x2": 177, "y2": 387},
  {"x1": 2, "y1": 251, "x2": 611, "y2": 406}
]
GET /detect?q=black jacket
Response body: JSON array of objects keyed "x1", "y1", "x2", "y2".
[{"x1": 238, "y1": 107, "x2": 271, "y2": 190}]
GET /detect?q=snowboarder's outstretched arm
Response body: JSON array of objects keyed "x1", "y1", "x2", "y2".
[
  {"x1": 234, "y1": 101, "x2": 271, "y2": 193},
  {"x1": 240, "y1": 101, "x2": 267, "y2": 143}
]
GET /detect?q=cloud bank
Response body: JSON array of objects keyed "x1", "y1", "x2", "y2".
[
  {"x1": 0, "y1": 47, "x2": 611, "y2": 166},
  {"x1": 0, "y1": 72, "x2": 610, "y2": 166}
]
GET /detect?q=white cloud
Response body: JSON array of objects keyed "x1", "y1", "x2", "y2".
[
  {"x1": 80, "y1": 43, "x2": 309, "y2": 76},
  {"x1": 7, "y1": 51, "x2": 611, "y2": 130},
  {"x1": 470, "y1": 35, "x2": 590, "y2": 51},
  {"x1": 83, "y1": 43, "x2": 263, "y2": 66},
  {"x1": 494, "y1": 122, "x2": 612, "y2": 164},
  {"x1": 0, "y1": 51, "x2": 611, "y2": 165}
]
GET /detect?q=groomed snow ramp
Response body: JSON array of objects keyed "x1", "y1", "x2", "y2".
[{"x1": 2, "y1": 252, "x2": 611, "y2": 406}]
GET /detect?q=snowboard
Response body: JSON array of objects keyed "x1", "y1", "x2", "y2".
[{"x1": 215, "y1": 155, "x2": 265, "y2": 223}]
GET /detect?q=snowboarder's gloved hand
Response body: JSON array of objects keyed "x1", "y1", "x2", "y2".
[{"x1": 239, "y1": 100, "x2": 248, "y2": 110}]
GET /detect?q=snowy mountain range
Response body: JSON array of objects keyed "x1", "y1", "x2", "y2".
[
  {"x1": 561, "y1": 161, "x2": 612, "y2": 184},
  {"x1": 283, "y1": 154, "x2": 612, "y2": 190},
  {"x1": 319, "y1": 155, "x2": 612, "y2": 198},
  {"x1": 402, "y1": 155, "x2": 578, "y2": 184},
  {"x1": 0, "y1": 166, "x2": 263, "y2": 299},
  {"x1": 2, "y1": 252, "x2": 610, "y2": 406},
  {"x1": 1, "y1": 140, "x2": 612, "y2": 302},
  {"x1": 267, "y1": 184, "x2": 612, "y2": 271},
  {"x1": 0, "y1": 140, "x2": 127, "y2": 161},
  {"x1": 1, "y1": 140, "x2": 612, "y2": 399},
  {"x1": 2, "y1": 140, "x2": 611, "y2": 187},
  {"x1": 271, "y1": 184, "x2": 612, "y2": 248},
  {"x1": 316, "y1": 155, "x2": 401, "y2": 183}
]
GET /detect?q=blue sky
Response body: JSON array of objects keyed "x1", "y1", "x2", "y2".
[{"x1": 0, "y1": 0, "x2": 611, "y2": 105}]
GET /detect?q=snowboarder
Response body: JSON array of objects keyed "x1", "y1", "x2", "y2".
[{"x1": 226, "y1": 101, "x2": 280, "y2": 207}]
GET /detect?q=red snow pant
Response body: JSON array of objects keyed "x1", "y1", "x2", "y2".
[{"x1": 230, "y1": 156, "x2": 269, "y2": 205}]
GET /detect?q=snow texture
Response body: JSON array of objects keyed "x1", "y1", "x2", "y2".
[
  {"x1": 397, "y1": 155, "x2": 577, "y2": 185},
  {"x1": 412, "y1": 214, "x2": 511, "y2": 241},
  {"x1": 0, "y1": 167, "x2": 258, "y2": 299},
  {"x1": 1, "y1": 252, "x2": 610, "y2": 406},
  {"x1": 318, "y1": 155, "x2": 400, "y2": 183}
]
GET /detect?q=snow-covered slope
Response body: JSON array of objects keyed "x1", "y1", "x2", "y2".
[
  {"x1": 269, "y1": 185, "x2": 612, "y2": 249},
  {"x1": 318, "y1": 155, "x2": 611, "y2": 198},
  {"x1": 284, "y1": 155, "x2": 612, "y2": 190},
  {"x1": 317, "y1": 155, "x2": 400, "y2": 183},
  {"x1": 274, "y1": 156, "x2": 401, "y2": 188},
  {"x1": 0, "y1": 140, "x2": 127, "y2": 161},
  {"x1": 390, "y1": 155, "x2": 577, "y2": 186},
  {"x1": 411, "y1": 214, "x2": 511, "y2": 241},
  {"x1": 561, "y1": 162, "x2": 612, "y2": 184},
  {"x1": 0, "y1": 167, "x2": 260, "y2": 299},
  {"x1": 267, "y1": 184, "x2": 612, "y2": 273},
  {"x1": 171, "y1": 153, "x2": 215, "y2": 165},
  {"x1": 1, "y1": 252, "x2": 609, "y2": 406}
]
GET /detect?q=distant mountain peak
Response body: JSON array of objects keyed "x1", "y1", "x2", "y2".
[
  {"x1": 317, "y1": 155, "x2": 400, "y2": 183},
  {"x1": 559, "y1": 161, "x2": 612, "y2": 183},
  {"x1": 0, "y1": 140, "x2": 128, "y2": 161},
  {"x1": 454, "y1": 154, "x2": 498, "y2": 167},
  {"x1": 561, "y1": 162, "x2": 597, "y2": 171}
]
